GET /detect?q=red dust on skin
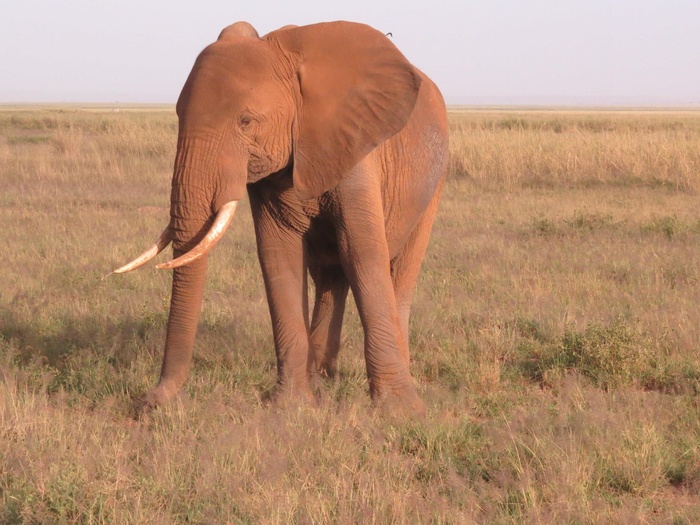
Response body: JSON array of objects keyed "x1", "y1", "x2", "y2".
[{"x1": 117, "y1": 21, "x2": 448, "y2": 415}]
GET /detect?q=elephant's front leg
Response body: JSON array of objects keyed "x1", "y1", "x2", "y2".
[
  {"x1": 251, "y1": 208, "x2": 314, "y2": 401},
  {"x1": 333, "y1": 176, "x2": 425, "y2": 414}
]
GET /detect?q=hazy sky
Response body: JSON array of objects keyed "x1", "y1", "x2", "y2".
[{"x1": 2, "y1": 0, "x2": 699, "y2": 105}]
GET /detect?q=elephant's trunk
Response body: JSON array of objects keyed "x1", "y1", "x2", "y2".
[
  {"x1": 156, "y1": 250, "x2": 208, "y2": 397},
  {"x1": 152, "y1": 158, "x2": 217, "y2": 398},
  {"x1": 115, "y1": 130, "x2": 246, "y2": 406}
]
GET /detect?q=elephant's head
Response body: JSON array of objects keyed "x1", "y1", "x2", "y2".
[{"x1": 114, "y1": 21, "x2": 422, "y2": 403}]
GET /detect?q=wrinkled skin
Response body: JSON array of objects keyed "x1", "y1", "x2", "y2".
[{"x1": 129, "y1": 21, "x2": 448, "y2": 414}]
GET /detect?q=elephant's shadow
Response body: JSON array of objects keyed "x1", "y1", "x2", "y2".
[
  {"x1": 0, "y1": 304, "x2": 288, "y2": 400},
  {"x1": 1, "y1": 300, "x2": 369, "y2": 407},
  {"x1": 1, "y1": 304, "x2": 158, "y2": 367}
]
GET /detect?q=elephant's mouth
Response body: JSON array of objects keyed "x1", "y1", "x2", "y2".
[{"x1": 113, "y1": 200, "x2": 238, "y2": 274}]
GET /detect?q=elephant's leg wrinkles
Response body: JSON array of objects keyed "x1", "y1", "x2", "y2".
[
  {"x1": 332, "y1": 170, "x2": 424, "y2": 413},
  {"x1": 251, "y1": 198, "x2": 314, "y2": 401}
]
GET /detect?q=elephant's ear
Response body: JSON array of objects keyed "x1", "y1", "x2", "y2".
[{"x1": 268, "y1": 22, "x2": 422, "y2": 200}]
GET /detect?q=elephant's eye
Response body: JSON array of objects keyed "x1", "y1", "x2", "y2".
[{"x1": 238, "y1": 114, "x2": 254, "y2": 130}]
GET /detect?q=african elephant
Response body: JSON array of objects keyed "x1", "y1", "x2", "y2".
[{"x1": 115, "y1": 21, "x2": 448, "y2": 414}]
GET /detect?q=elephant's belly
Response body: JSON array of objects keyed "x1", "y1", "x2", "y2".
[{"x1": 305, "y1": 215, "x2": 342, "y2": 267}]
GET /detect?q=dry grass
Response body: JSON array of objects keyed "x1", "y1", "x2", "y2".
[
  {"x1": 449, "y1": 110, "x2": 700, "y2": 191},
  {"x1": 2, "y1": 107, "x2": 700, "y2": 523}
]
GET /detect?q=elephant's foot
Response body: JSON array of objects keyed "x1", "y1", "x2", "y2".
[
  {"x1": 137, "y1": 380, "x2": 180, "y2": 415},
  {"x1": 370, "y1": 379, "x2": 426, "y2": 417},
  {"x1": 272, "y1": 376, "x2": 317, "y2": 407},
  {"x1": 311, "y1": 356, "x2": 338, "y2": 380},
  {"x1": 308, "y1": 344, "x2": 340, "y2": 379}
]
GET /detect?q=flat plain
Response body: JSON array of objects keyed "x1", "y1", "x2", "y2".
[{"x1": 1, "y1": 106, "x2": 699, "y2": 523}]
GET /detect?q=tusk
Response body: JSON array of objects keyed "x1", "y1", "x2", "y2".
[
  {"x1": 156, "y1": 201, "x2": 238, "y2": 270},
  {"x1": 113, "y1": 227, "x2": 173, "y2": 274}
]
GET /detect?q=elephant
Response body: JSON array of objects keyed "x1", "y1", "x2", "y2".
[{"x1": 115, "y1": 20, "x2": 448, "y2": 414}]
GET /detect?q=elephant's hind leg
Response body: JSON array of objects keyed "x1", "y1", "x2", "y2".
[
  {"x1": 308, "y1": 263, "x2": 349, "y2": 378},
  {"x1": 391, "y1": 181, "x2": 444, "y2": 363}
]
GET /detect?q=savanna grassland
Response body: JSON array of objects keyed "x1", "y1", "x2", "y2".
[{"x1": 1, "y1": 106, "x2": 700, "y2": 524}]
